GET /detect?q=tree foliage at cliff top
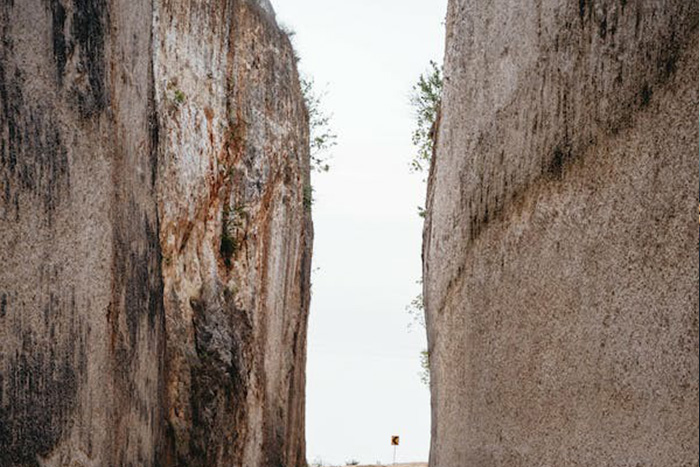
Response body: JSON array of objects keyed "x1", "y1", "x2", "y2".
[{"x1": 410, "y1": 60, "x2": 443, "y2": 174}]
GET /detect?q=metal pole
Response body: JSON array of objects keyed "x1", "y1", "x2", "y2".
[{"x1": 393, "y1": 444, "x2": 396, "y2": 465}]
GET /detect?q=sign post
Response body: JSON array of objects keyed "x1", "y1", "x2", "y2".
[{"x1": 391, "y1": 435, "x2": 400, "y2": 464}]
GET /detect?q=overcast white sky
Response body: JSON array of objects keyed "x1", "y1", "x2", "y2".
[{"x1": 272, "y1": 1, "x2": 448, "y2": 464}]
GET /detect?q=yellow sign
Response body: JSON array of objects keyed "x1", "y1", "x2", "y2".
[{"x1": 391, "y1": 435, "x2": 400, "y2": 446}]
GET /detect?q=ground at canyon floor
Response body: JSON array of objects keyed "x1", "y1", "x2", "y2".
[{"x1": 330, "y1": 463, "x2": 427, "y2": 467}]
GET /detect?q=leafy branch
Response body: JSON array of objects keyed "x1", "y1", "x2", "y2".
[
  {"x1": 301, "y1": 77, "x2": 337, "y2": 173},
  {"x1": 410, "y1": 60, "x2": 443, "y2": 175},
  {"x1": 406, "y1": 283, "x2": 429, "y2": 387}
]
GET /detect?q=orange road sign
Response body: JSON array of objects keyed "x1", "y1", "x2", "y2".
[{"x1": 391, "y1": 435, "x2": 400, "y2": 446}]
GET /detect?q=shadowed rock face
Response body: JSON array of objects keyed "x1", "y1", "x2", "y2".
[
  {"x1": 0, "y1": 0, "x2": 311, "y2": 466},
  {"x1": 423, "y1": 1, "x2": 698, "y2": 466}
]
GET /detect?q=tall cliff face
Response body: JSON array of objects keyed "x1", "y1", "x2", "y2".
[
  {"x1": 0, "y1": 1, "x2": 164, "y2": 464},
  {"x1": 154, "y1": 2, "x2": 311, "y2": 466},
  {"x1": 424, "y1": 1, "x2": 698, "y2": 465},
  {"x1": 0, "y1": 1, "x2": 311, "y2": 466}
]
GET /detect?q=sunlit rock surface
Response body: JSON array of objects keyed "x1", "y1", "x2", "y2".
[
  {"x1": 423, "y1": 1, "x2": 698, "y2": 465},
  {"x1": 0, "y1": 0, "x2": 311, "y2": 465}
]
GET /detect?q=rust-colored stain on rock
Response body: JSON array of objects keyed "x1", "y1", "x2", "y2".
[{"x1": 1, "y1": 0, "x2": 311, "y2": 466}]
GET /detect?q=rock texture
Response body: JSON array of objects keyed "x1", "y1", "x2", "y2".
[
  {"x1": 0, "y1": 0, "x2": 311, "y2": 466},
  {"x1": 154, "y1": 2, "x2": 312, "y2": 466},
  {"x1": 423, "y1": 1, "x2": 698, "y2": 465}
]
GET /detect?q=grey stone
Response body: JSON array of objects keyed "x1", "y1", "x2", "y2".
[{"x1": 423, "y1": 1, "x2": 699, "y2": 465}]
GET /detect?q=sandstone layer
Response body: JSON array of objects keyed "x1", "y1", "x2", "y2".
[
  {"x1": 0, "y1": 1, "x2": 311, "y2": 466},
  {"x1": 424, "y1": 1, "x2": 698, "y2": 465}
]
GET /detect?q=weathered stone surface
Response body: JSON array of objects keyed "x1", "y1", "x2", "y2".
[
  {"x1": 0, "y1": 1, "x2": 163, "y2": 464},
  {"x1": 0, "y1": 0, "x2": 311, "y2": 465},
  {"x1": 154, "y1": 1, "x2": 311, "y2": 466},
  {"x1": 423, "y1": 1, "x2": 698, "y2": 465}
]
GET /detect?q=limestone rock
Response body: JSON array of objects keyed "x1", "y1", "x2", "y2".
[
  {"x1": 0, "y1": 0, "x2": 311, "y2": 465},
  {"x1": 423, "y1": 1, "x2": 698, "y2": 465}
]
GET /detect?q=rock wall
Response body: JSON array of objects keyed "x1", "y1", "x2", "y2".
[
  {"x1": 0, "y1": 0, "x2": 311, "y2": 465},
  {"x1": 424, "y1": 1, "x2": 698, "y2": 465},
  {"x1": 154, "y1": 1, "x2": 312, "y2": 466}
]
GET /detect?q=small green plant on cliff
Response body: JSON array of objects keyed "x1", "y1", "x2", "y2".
[
  {"x1": 406, "y1": 284, "x2": 430, "y2": 386},
  {"x1": 303, "y1": 184, "x2": 314, "y2": 211},
  {"x1": 301, "y1": 77, "x2": 337, "y2": 173},
  {"x1": 419, "y1": 348, "x2": 430, "y2": 386},
  {"x1": 279, "y1": 22, "x2": 296, "y2": 38},
  {"x1": 410, "y1": 60, "x2": 443, "y2": 175},
  {"x1": 410, "y1": 60, "x2": 443, "y2": 218},
  {"x1": 166, "y1": 79, "x2": 187, "y2": 108},
  {"x1": 173, "y1": 89, "x2": 186, "y2": 105},
  {"x1": 406, "y1": 62, "x2": 443, "y2": 385},
  {"x1": 407, "y1": 290, "x2": 426, "y2": 330}
]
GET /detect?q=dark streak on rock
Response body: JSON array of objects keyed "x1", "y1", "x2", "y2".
[
  {"x1": 50, "y1": 0, "x2": 67, "y2": 82},
  {"x1": 0, "y1": 295, "x2": 85, "y2": 465},
  {"x1": 660, "y1": 30, "x2": 680, "y2": 79},
  {"x1": 185, "y1": 288, "x2": 252, "y2": 467},
  {"x1": 454, "y1": 1, "x2": 699, "y2": 252},
  {"x1": 548, "y1": 146, "x2": 570, "y2": 180},
  {"x1": 148, "y1": 81, "x2": 160, "y2": 190},
  {"x1": 70, "y1": 0, "x2": 107, "y2": 117},
  {"x1": 106, "y1": 193, "x2": 164, "y2": 464},
  {"x1": 0, "y1": 2, "x2": 70, "y2": 227},
  {"x1": 640, "y1": 82, "x2": 652, "y2": 107},
  {"x1": 109, "y1": 196, "x2": 163, "y2": 366},
  {"x1": 599, "y1": 14, "x2": 608, "y2": 40}
]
